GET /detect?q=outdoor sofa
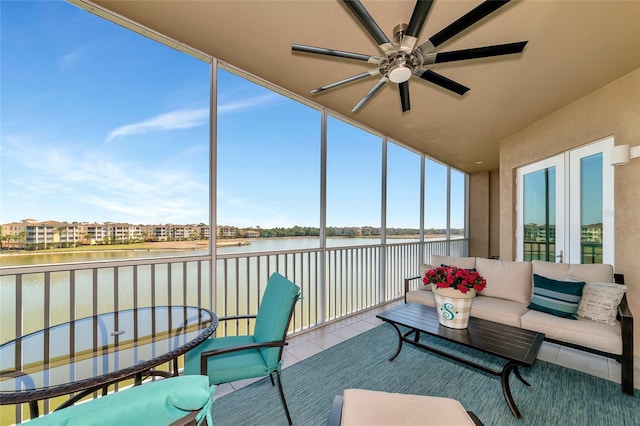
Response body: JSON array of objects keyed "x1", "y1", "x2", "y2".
[{"x1": 404, "y1": 255, "x2": 634, "y2": 395}]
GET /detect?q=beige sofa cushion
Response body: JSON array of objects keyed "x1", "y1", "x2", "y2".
[
  {"x1": 520, "y1": 310, "x2": 622, "y2": 354},
  {"x1": 531, "y1": 260, "x2": 613, "y2": 283},
  {"x1": 431, "y1": 255, "x2": 476, "y2": 270},
  {"x1": 341, "y1": 389, "x2": 476, "y2": 426},
  {"x1": 406, "y1": 289, "x2": 436, "y2": 307},
  {"x1": 470, "y1": 296, "x2": 529, "y2": 327},
  {"x1": 475, "y1": 258, "x2": 532, "y2": 304}
]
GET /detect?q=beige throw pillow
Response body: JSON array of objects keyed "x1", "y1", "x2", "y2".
[
  {"x1": 576, "y1": 282, "x2": 627, "y2": 325},
  {"x1": 430, "y1": 255, "x2": 476, "y2": 270},
  {"x1": 418, "y1": 264, "x2": 435, "y2": 291}
]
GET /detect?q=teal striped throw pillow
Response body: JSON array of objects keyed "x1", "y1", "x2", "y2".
[{"x1": 528, "y1": 274, "x2": 586, "y2": 320}]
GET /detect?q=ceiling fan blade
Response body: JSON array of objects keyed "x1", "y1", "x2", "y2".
[
  {"x1": 311, "y1": 70, "x2": 380, "y2": 94},
  {"x1": 416, "y1": 69, "x2": 469, "y2": 96},
  {"x1": 402, "y1": 0, "x2": 434, "y2": 52},
  {"x1": 292, "y1": 44, "x2": 382, "y2": 64},
  {"x1": 399, "y1": 81, "x2": 411, "y2": 112},
  {"x1": 352, "y1": 77, "x2": 389, "y2": 112},
  {"x1": 343, "y1": 0, "x2": 394, "y2": 53},
  {"x1": 418, "y1": 0, "x2": 511, "y2": 54},
  {"x1": 423, "y1": 41, "x2": 528, "y2": 65}
]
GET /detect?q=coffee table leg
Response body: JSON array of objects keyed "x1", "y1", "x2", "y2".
[
  {"x1": 501, "y1": 362, "x2": 522, "y2": 419},
  {"x1": 386, "y1": 322, "x2": 404, "y2": 361},
  {"x1": 514, "y1": 365, "x2": 530, "y2": 386}
]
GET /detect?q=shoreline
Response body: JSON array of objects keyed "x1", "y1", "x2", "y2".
[
  {"x1": 0, "y1": 240, "x2": 249, "y2": 257},
  {"x1": 0, "y1": 235, "x2": 432, "y2": 257}
]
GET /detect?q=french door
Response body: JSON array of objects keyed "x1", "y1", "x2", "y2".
[{"x1": 516, "y1": 137, "x2": 614, "y2": 264}]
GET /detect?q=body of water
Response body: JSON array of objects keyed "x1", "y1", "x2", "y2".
[
  {"x1": 0, "y1": 237, "x2": 422, "y2": 267},
  {"x1": 0, "y1": 237, "x2": 427, "y2": 341}
]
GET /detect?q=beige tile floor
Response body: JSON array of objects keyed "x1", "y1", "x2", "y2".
[{"x1": 213, "y1": 300, "x2": 640, "y2": 398}]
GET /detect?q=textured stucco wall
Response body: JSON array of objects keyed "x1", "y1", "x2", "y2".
[
  {"x1": 489, "y1": 171, "x2": 500, "y2": 259},
  {"x1": 469, "y1": 172, "x2": 489, "y2": 258},
  {"x1": 499, "y1": 68, "x2": 640, "y2": 355}
]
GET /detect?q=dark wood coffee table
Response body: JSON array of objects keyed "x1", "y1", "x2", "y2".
[{"x1": 377, "y1": 303, "x2": 544, "y2": 419}]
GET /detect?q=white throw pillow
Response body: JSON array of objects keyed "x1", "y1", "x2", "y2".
[{"x1": 576, "y1": 282, "x2": 627, "y2": 325}]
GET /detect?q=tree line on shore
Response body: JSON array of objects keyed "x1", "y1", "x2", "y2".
[{"x1": 228, "y1": 226, "x2": 463, "y2": 239}]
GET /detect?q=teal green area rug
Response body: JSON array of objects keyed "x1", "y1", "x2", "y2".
[{"x1": 211, "y1": 325, "x2": 639, "y2": 425}]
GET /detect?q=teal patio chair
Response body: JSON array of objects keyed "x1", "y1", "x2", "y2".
[{"x1": 184, "y1": 272, "x2": 301, "y2": 425}]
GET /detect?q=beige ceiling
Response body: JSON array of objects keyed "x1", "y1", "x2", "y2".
[{"x1": 88, "y1": 0, "x2": 640, "y2": 173}]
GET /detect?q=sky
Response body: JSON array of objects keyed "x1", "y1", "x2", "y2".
[{"x1": 1, "y1": 1, "x2": 458, "y2": 230}]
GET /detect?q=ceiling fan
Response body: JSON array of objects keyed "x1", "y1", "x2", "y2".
[{"x1": 292, "y1": 0, "x2": 528, "y2": 113}]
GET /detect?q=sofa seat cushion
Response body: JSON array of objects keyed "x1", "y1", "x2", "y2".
[
  {"x1": 520, "y1": 310, "x2": 622, "y2": 355},
  {"x1": 531, "y1": 260, "x2": 613, "y2": 283},
  {"x1": 470, "y1": 296, "x2": 529, "y2": 327},
  {"x1": 340, "y1": 389, "x2": 477, "y2": 425},
  {"x1": 406, "y1": 289, "x2": 436, "y2": 308},
  {"x1": 475, "y1": 258, "x2": 532, "y2": 304},
  {"x1": 405, "y1": 291, "x2": 527, "y2": 327}
]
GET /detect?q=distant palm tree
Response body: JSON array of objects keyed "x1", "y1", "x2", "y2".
[{"x1": 17, "y1": 231, "x2": 27, "y2": 249}]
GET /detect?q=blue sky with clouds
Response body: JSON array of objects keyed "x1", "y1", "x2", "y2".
[{"x1": 1, "y1": 1, "x2": 457, "y2": 229}]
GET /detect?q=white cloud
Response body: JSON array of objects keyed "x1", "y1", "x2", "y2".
[
  {"x1": 218, "y1": 93, "x2": 281, "y2": 114},
  {"x1": 0, "y1": 133, "x2": 209, "y2": 224},
  {"x1": 105, "y1": 93, "x2": 281, "y2": 141},
  {"x1": 107, "y1": 108, "x2": 209, "y2": 141}
]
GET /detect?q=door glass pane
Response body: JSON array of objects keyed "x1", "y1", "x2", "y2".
[
  {"x1": 580, "y1": 153, "x2": 603, "y2": 263},
  {"x1": 523, "y1": 168, "x2": 556, "y2": 261}
]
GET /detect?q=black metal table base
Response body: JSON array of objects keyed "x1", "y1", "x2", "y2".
[{"x1": 387, "y1": 323, "x2": 529, "y2": 419}]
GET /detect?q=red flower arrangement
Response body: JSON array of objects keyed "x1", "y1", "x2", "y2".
[{"x1": 423, "y1": 266, "x2": 487, "y2": 294}]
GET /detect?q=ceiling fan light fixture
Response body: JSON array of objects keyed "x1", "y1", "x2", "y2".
[
  {"x1": 387, "y1": 56, "x2": 413, "y2": 83},
  {"x1": 388, "y1": 65, "x2": 412, "y2": 83}
]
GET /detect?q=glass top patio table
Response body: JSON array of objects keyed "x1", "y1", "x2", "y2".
[{"x1": 0, "y1": 306, "x2": 218, "y2": 416}]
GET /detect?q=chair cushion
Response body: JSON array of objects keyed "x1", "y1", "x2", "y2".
[
  {"x1": 184, "y1": 335, "x2": 271, "y2": 384},
  {"x1": 254, "y1": 273, "x2": 300, "y2": 368},
  {"x1": 26, "y1": 376, "x2": 214, "y2": 425},
  {"x1": 528, "y1": 274, "x2": 585, "y2": 319},
  {"x1": 340, "y1": 389, "x2": 476, "y2": 425}
]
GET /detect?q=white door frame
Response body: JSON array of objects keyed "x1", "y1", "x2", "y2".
[
  {"x1": 567, "y1": 136, "x2": 614, "y2": 264},
  {"x1": 516, "y1": 155, "x2": 565, "y2": 262},
  {"x1": 516, "y1": 136, "x2": 614, "y2": 264}
]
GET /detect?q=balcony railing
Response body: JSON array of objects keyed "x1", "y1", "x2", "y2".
[{"x1": 0, "y1": 238, "x2": 467, "y2": 423}]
